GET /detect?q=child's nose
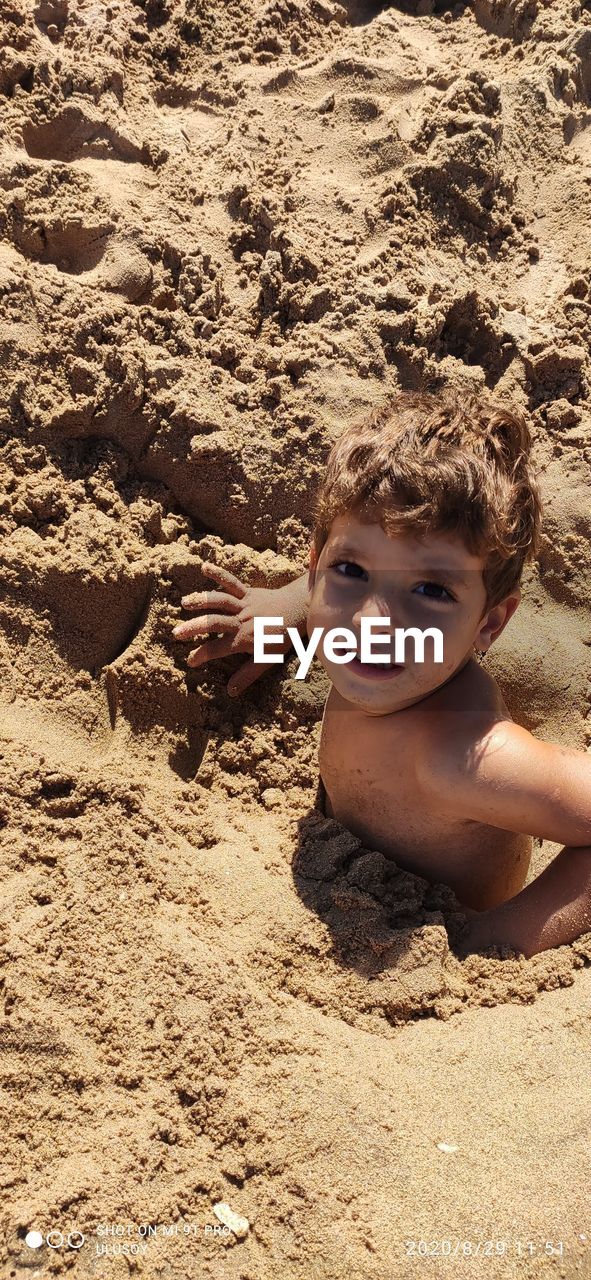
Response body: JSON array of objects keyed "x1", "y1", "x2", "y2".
[{"x1": 352, "y1": 597, "x2": 395, "y2": 629}]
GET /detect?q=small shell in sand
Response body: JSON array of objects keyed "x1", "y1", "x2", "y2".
[{"x1": 212, "y1": 1202, "x2": 250, "y2": 1239}]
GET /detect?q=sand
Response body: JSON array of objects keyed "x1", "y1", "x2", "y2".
[{"x1": 1, "y1": 0, "x2": 591, "y2": 1276}]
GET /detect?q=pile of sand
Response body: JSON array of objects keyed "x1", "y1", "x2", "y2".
[{"x1": 1, "y1": 0, "x2": 591, "y2": 1276}]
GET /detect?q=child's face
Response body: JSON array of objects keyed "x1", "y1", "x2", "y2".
[{"x1": 307, "y1": 513, "x2": 519, "y2": 716}]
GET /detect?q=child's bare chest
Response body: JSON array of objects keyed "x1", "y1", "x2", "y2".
[
  {"x1": 318, "y1": 694, "x2": 531, "y2": 910},
  {"x1": 319, "y1": 700, "x2": 437, "y2": 847}
]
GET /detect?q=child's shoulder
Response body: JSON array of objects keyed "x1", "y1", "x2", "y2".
[
  {"x1": 414, "y1": 659, "x2": 512, "y2": 779},
  {"x1": 417, "y1": 694, "x2": 591, "y2": 848}
]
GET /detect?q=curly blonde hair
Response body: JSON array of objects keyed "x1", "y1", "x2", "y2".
[{"x1": 313, "y1": 390, "x2": 541, "y2": 607}]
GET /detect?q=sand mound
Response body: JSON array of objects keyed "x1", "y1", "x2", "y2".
[{"x1": 2, "y1": 0, "x2": 591, "y2": 1275}]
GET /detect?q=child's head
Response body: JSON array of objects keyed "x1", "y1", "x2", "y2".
[
  {"x1": 313, "y1": 389, "x2": 541, "y2": 610},
  {"x1": 308, "y1": 389, "x2": 541, "y2": 715}
]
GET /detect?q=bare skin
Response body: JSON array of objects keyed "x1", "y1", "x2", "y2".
[
  {"x1": 318, "y1": 665, "x2": 532, "y2": 912},
  {"x1": 308, "y1": 515, "x2": 591, "y2": 956},
  {"x1": 308, "y1": 515, "x2": 528, "y2": 911},
  {"x1": 173, "y1": 520, "x2": 591, "y2": 959},
  {"x1": 173, "y1": 562, "x2": 309, "y2": 697}
]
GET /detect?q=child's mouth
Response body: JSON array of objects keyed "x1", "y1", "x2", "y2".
[{"x1": 346, "y1": 656, "x2": 405, "y2": 680}]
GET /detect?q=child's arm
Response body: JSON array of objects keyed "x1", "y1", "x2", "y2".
[
  {"x1": 423, "y1": 724, "x2": 591, "y2": 957},
  {"x1": 173, "y1": 563, "x2": 309, "y2": 696}
]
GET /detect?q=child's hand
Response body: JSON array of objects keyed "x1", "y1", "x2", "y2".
[{"x1": 172, "y1": 562, "x2": 305, "y2": 697}]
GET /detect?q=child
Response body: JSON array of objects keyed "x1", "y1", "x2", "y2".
[{"x1": 173, "y1": 391, "x2": 591, "y2": 959}]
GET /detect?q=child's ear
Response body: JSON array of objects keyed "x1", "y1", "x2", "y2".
[
  {"x1": 476, "y1": 589, "x2": 520, "y2": 653},
  {"x1": 308, "y1": 544, "x2": 318, "y2": 591}
]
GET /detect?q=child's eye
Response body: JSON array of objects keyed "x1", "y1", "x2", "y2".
[
  {"x1": 332, "y1": 560, "x2": 368, "y2": 581},
  {"x1": 414, "y1": 581, "x2": 456, "y2": 602}
]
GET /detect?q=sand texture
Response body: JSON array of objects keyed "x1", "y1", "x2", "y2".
[{"x1": 1, "y1": 0, "x2": 591, "y2": 1276}]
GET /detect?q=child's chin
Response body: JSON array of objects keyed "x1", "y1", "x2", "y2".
[
  {"x1": 328, "y1": 665, "x2": 410, "y2": 707},
  {"x1": 339, "y1": 690, "x2": 407, "y2": 716}
]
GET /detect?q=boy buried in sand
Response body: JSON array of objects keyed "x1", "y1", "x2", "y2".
[{"x1": 173, "y1": 391, "x2": 591, "y2": 960}]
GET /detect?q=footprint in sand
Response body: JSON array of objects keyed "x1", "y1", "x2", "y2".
[
  {"x1": 17, "y1": 100, "x2": 154, "y2": 299},
  {"x1": 22, "y1": 102, "x2": 150, "y2": 165},
  {"x1": 50, "y1": 226, "x2": 153, "y2": 303},
  {"x1": 13, "y1": 209, "x2": 152, "y2": 302}
]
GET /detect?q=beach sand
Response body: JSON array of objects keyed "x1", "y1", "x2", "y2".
[{"x1": 1, "y1": 0, "x2": 591, "y2": 1276}]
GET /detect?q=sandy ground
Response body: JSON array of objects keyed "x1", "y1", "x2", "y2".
[{"x1": 1, "y1": 0, "x2": 591, "y2": 1277}]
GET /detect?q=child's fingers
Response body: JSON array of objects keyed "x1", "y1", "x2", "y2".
[
  {"x1": 187, "y1": 637, "x2": 236, "y2": 667},
  {"x1": 173, "y1": 614, "x2": 238, "y2": 640},
  {"x1": 200, "y1": 562, "x2": 247, "y2": 598},
  {"x1": 180, "y1": 590, "x2": 242, "y2": 614},
  {"x1": 227, "y1": 659, "x2": 274, "y2": 697}
]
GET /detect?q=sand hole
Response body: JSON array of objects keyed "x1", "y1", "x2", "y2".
[
  {"x1": 439, "y1": 295, "x2": 514, "y2": 387},
  {"x1": 342, "y1": 0, "x2": 457, "y2": 22},
  {"x1": 341, "y1": 0, "x2": 394, "y2": 25},
  {"x1": 168, "y1": 728, "x2": 210, "y2": 782}
]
